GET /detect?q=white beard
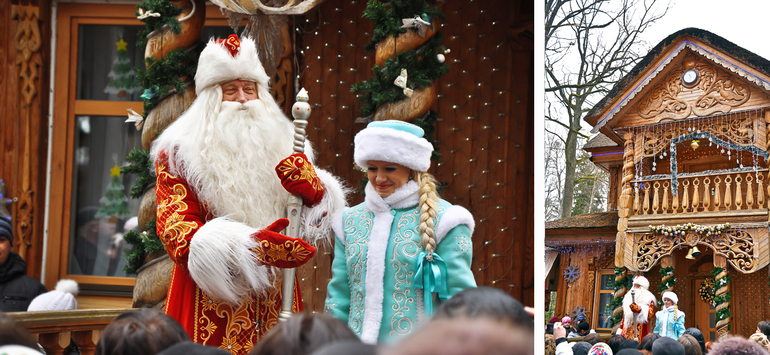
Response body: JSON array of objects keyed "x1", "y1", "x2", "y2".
[{"x1": 153, "y1": 89, "x2": 295, "y2": 229}]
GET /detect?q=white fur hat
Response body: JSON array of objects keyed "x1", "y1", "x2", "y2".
[
  {"x1": 194, "y1": 35, "x2": 270, "y2": 95},
  {"x1": 662, "y1": 291, "x2": 678, "y2": 304},
  {"x1": 632, "y1": 275, "x2": 650, "y2": 290},
  {"x1": 354, "y1": 120, "x2": 434, "y2": 172},
  {"x1": 27, "y1": 279, "x2": 78, "y2": 311}
]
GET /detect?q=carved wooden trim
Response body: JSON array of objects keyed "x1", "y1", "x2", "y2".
[
  {"x1": 633, "y1": 227, "x2": 765, "y2": 273},
  {"x1": 638, "y1": 55, "x2": 751, "y2": 120},
  {"x1": 11, "y1": 4, "x2": 42, "y2": 261}
]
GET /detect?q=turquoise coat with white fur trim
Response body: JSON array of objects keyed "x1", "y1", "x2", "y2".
[{"x1": 324, "y1": 181, "x2": 476, "y2": 344}]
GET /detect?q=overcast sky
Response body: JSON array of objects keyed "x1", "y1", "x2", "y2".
[{"x1": 642, "y1": 0, "x2": 770, "y2": 59}]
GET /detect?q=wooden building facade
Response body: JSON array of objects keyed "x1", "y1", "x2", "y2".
[
  {"x1": 0, "y1": 0, "x2": 533, "y2": 310},
  {"x1": 546, "y1": 28, "x2": 770, "y2": 340}
]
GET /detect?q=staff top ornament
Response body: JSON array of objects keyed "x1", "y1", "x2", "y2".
[{"x1": 292, "y1": 88, "x2": 311, "y2": 120}]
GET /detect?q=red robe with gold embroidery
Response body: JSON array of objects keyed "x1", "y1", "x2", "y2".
[
  {"x1": 155, "y1": 155, "x2": 309, "y2": 355},
  {"x1": 622, "y1": 300, "x2": 656, "y2": 341}
]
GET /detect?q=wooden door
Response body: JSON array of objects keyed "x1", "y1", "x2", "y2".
[{"x1": 693, "y1": 277, "x2": 717, "y2": 342}]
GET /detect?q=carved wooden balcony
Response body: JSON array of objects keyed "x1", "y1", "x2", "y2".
[
  {"x1": 628, "y1": 169, "x2": 770, "y2": 228},
  {"x1": 9, "y1": 309, "x2": 130, "y2": 355}
]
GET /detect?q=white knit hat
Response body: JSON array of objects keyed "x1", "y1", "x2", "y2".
[
  {"x1": 632, "y1": 275, "x2": 650, "y2": 290},
  {"x1": 194, "y1": 34, "x2": 270, "y2": 95},
  {"x1": 27, "y1": 279, "x2": 78, "y2": 311},
  {"x1": 354, "y1": 120, "x2": 434, "y2": 172},
  {"x1": 662, "y1": 291, "x2": 678, "y2": 305}
]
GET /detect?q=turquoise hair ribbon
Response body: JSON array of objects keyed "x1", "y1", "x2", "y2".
[{"x1": 414, "y1": 251, "x2": 448, "y2": 315}]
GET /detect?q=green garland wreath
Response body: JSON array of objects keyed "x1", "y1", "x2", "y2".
[
  {"x1": 136, "y1": 47, "x2": 200, "y2": 118},
  {"x1": 135, "y1": 0, "x2": 183, "y2": 48}
]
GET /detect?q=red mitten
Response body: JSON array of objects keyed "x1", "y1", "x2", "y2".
[
  {"x1": 251, "y1": 218, "x2": 316, "y2": 268},
  {"x1": 629, "y1": 303, "x2": 641, "y2": 313},
  {"x1": 275, "y1": 153, "x2": 325, "y2": 206}
]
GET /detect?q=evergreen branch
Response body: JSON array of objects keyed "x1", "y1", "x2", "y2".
[{"x1": 135, "y1": 0, "x2": 184, "y2": 48}]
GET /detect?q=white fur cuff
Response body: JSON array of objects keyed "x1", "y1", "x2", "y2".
[
  {"x1": 436, "y1": 205, "x2": 475, "y2": 245},
  {"x1": 302, "y1": 168, "x2": 348, "y2": 246},
  {"x1": 188, "y1": 217, "x2": 271, "y2": 304}
]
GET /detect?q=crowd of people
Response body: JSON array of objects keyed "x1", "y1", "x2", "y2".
[
  {"x1": 0, "y1": 286, "x2": 532, "y2": 355},
  {"x1": 546, "y1": 290, "x2": 770, "y2": 355}
]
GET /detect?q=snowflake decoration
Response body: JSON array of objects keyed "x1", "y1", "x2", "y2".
[
  {"x1": 564, "y1": 265, "x2": 581, "y2": 283},
  {"x1": 572, "y1": 305, "x2": 587, "y2": 321}
]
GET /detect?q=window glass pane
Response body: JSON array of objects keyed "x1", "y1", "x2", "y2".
[
  {"x1": 77, "y1": 25, "x2": 145, "y2": 101},
  {"x1": 600, "y1": 273, "x2": 615, "y2": 290},
  {"x1": 596, "y1": 292, "x2": 614, "y2": 329},
  {"x1": 710, "y1": 312, "x2": 715, "y2": 327},
  {"x1": 70, "y1": 115, "x2": 141, "y2": 277}
]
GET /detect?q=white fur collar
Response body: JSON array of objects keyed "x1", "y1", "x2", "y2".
[{"x1": 364, "y1": 181, "x2": 420, "y2": 212}]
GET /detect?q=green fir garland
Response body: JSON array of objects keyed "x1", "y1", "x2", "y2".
[
  {"x1": 135, "y1": 0, "x2": 183, "y2": 48},
  {"x1": 122, "y1": 148, "x2": 154, "y2": 199},
  {"x1": 658, "y1": 266, "x2": 676, "y2": 306},
  {"x1": 136, "y1": 46, "x2": 199, "y2": 117},
  {"x1": 361, "y1": 0, "x2": 444, "y2": 52},
  {"x1": 711, "y1": 266, "x2": 732, "y2": 330},
  {"x1": 123, "y1": 218, "x2": 162, "y2": 275},
  {"x1": 607, "y1": 267, "x2": 630, "y2": 327},
  {"x1": 352, "y1": 34, "x2": 448, "y2": 117}
]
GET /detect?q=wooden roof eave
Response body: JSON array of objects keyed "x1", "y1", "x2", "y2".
[{"x1": 589, "y1": 37, "x2": 770, "y2": 135}]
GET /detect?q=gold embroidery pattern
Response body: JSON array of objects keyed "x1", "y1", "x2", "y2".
[
  {"x1": 257, "y1": 239, "x2": 314, "y2": 265},
  {"x1": 276, "y1": 155, "x2": 324, "y2": 191},
  {"x1": 157, "y1": 164, "x2": 198, "y2": 259},
  {"x1": 344, "y1": 205, "x2": 372, "y2": 334},
  {"x1": 196, "y1": 286, "x2": 214, "y2": 346}
]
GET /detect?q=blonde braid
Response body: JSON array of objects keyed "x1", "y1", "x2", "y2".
[{"x1": 414, "y1": 171, "x2": 439, "y2": 260}]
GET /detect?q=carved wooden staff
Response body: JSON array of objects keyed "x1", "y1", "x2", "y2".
[{"x1": 278, "y1": 88, "x2": 311, "y2": 322}]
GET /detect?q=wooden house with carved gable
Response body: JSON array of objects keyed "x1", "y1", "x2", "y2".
[{"x1": 546, "y1": 28, "x2": 770, "y2": 341}]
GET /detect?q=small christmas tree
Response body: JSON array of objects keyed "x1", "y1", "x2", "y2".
[
  {"x1": 104, "y1": 38, "x2": 140, "y2": 98},
  {"x1": 96, "y1": 164, "x2": 131, "y2": 223}
]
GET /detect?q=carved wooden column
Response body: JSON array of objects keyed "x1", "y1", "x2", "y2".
[
  {"x1": 73, "y1": 329, "x2": 102, "y2": 355},
  {"x1": 616, "y1": 131, "x2": 634, "y2": 267},
  {"x1": 713, "y1": 255, "x2": 731, "y2": 340},
  {"x1": 38, "y1": 332, "x2": 71, "y2": 354},
  {"x1": 11, "y1": 4, "x2": 42, "y2": 263}
]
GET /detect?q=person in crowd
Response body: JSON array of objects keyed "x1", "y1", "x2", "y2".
[
  {"x1": 757, "y1": 321, "x2": 770, "y2": 338},
  {"x1": 0, "y1": 218, "x2": 46, "y2": 312},
  {"x1": 308, "y1": 340, "x2": 378, "y2": 355},
  {"x1": 683, "y1": 328, "x2": 707, "y2": 355},
  {"x1": 588, "y1": 343, "x2": 613, "y2": 355},
  {"x1": 157, "y1": 342, "x2": 232, "y2": 355},
  {"x1": 709, "y1": 337, "x2": 768, "y2": 355},
  {"x1": 382, "y1": 317, "x2": 531, "y2": 355},
  {"x1": 0, "y1": 313, "x2": 41, "y2": 349},
  {"x1": 95, "y1": 309, "x2": 190, "y2": 355},
  {"x1": 640, "y1": 333, "x2": 662, "y2": 353},
  {"x1": 583, "y1": 333, "x2": 603, "y2": 346},
  {"x1": 654, "y1": 292, "x2": 685, "y2": 339},
  {"x1": 677, "y1": 334, "x2": 702, "y2": 355},
  {"x1": 619, "y1": 339, "x2": 639, "y2": 351},
  {"x1": 651, "y1": 337, "x2": 685, "y2": 355},
  {"x1": 553, "y1": 322, "x2": 570, "y2": 355},
  {"x1": 573, "y1": 342, "x2": 593, "y2": 355},
  {"x1": 150, "y1": 34, "x2": 347, "y2": 353},
  {"x1": 0, "y1": 345, "x2": 44, "y2": 355},
  {"x1": 248, "y1": 312, "x2": 358, "y2": 355},
  {"x1": 28, "y1": 279, "x2": 80, "y2": 355},
  {"x1": 608, "y1": 334, "x2": 627, "y2": 354},
  {"x1": 545, "y1": 334, "x2": 556, "y2": 355},
  {"x1": 622, "y1": 276, "x2": 656, "y2": 341},
  {"x1": 748, "y1": 333, "x2": 769, "y2": 352},
  {"x1": 563, "y1": 317, "x2": 578, "y2": 336},
  {"x1": 432, "y1": 286, "x2": 532, "y2": 328},
  {"x1": 324, "y1": 120, "x2": 476, "y2": 344},
  {"x1": 573, "y1": 321, "x2": 592, "y2": 337},
  {"x1": 618, "y1": 349, "x2": 643, "y2": 355}
]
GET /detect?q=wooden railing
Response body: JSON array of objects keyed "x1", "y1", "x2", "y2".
[
  {"x1": 9, "y1": 309, "x2": 131, "y2": 355},
  {"x1": 632, "y1": 170, "x2": 769, "y2": 216}
]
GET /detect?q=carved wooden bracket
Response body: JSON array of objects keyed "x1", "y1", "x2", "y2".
[
  {"x1": 632, "y1": 227, "x2": 765, "y2": 273},
  {"x1": 12, "y1": 5, "x2": 42, "y2": 106}
]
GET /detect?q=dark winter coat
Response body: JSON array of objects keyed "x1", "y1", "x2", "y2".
[{"x1": 0, "y1": 252, "x2": 46, "y2": 312}]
